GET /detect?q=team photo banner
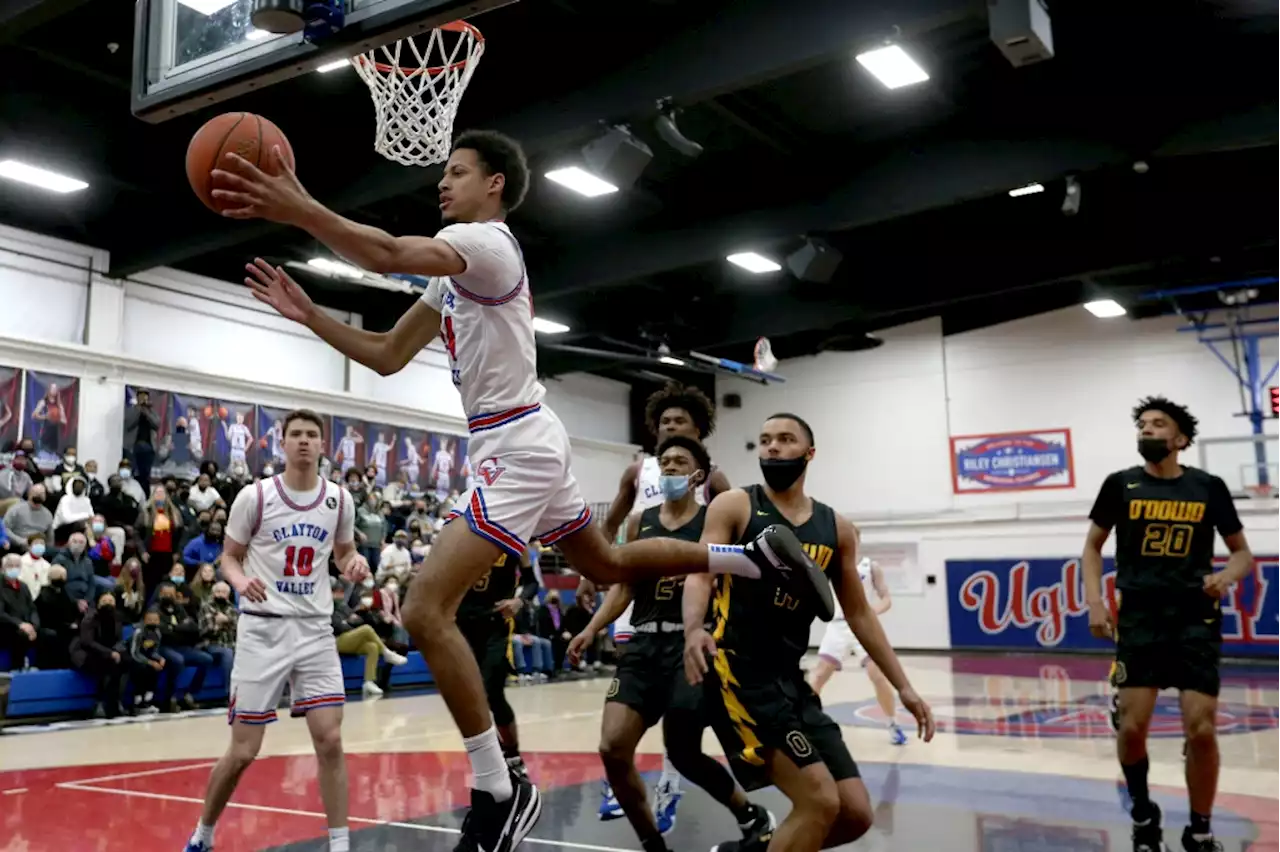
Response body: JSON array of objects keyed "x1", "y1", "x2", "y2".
[
  {"x1": 949, "y1": 428, "x2": 1074, "y2": 493},
  {"x1": 946, "y1": 557, "x2": 1279, "y2": 658}
]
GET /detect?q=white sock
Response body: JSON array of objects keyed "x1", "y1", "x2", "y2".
[
  {"x1": 328, "y1": 826, "x2": 349, "y2": 851},
  {"x1": 190, "y1": 822, "x2": 215, "y2": 845},
  {"x1": 706, "y1": 544, "x2": 761, "y2": 578},
  {"x1": 463, "y1": 726, "x2": 513, "y2": 802},
  {"x1": 659, "y1": 751, "x2": 680, "y2": 789}
]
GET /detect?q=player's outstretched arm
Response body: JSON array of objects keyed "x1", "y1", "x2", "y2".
[
  {"x1": 603, "y1": 461, "x2": 642, "y2": 541},
  {"x1": 870, "y1": 562, "x2": 892, "y2": 616},
  {"x1": 245, "y1": 259, "x2": 440, "y2": 376}
]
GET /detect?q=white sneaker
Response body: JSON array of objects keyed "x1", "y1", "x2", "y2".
[
  {"x1": 362, "y1": 681, "x2": 384, "y2": 697},
  {"x1": 383, "y1": 649, "x2": 408, "y2": 666}
]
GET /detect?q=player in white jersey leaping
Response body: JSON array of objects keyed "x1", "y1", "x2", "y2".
[
  {"x1": 185, "y1": 410, "x2": 378, "y2": 852},
  {"x1": 214, "y1": 130, "x2": 833, "y2": 852},
  {"x1": 596, "y1": 381, "x2": 731, "y2": 830},
  {"x1": 809, "y1": 556, "x2": 907, "y2": 745}
]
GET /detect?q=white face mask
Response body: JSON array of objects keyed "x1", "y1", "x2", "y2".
[
  {"x1": 385, "y1": 583, "x2": 399, "y2": 595},
  {"x1": 360, "y1": 596, "x2": 374, "y2": 609},
  {"x1": 64, "y1": 455, "x2": 76, "y2": 467}
]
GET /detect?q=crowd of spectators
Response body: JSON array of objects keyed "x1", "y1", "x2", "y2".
[{"x1": 0, "y1": 426, "x2": 615, "y2": 721}]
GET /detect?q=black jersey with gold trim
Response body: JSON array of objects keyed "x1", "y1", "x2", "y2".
[
  {"x1": 631, "y1": 504, "x2": 706, "y2": 627},
  {"x1": 457, "y1": 552, "x2": 519, "y2": 623}
]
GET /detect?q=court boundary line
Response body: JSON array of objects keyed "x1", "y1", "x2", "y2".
[
  {"x1": 56, "y1": 781, "x2": 639, "y2": 852},
  {"x1": 60, "y1": 761, "x2": 217, "y2": 785}
]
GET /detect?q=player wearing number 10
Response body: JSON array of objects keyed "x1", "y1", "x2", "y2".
[
  {"x1": 185, "y1": 409, "x2": 372, "y2": 852},
  {"x1": 1082, "y1": 396, "x2": 1254, "y2": 852}
]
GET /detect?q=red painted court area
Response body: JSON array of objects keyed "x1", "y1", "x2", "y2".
[{"x1": 1, "y1": 752, "x2": 647, "y2": 852}]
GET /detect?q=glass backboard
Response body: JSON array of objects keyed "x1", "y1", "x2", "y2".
[
  {"x1": 1199, "y1": 433, "x2": 1279, "y2": 498},
  {"x1": 132, "y1": 0, "x2": 510, "y2": 122}
]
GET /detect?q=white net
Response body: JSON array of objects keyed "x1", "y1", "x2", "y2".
[{"x1": 352, "y1": 22, "x2": 484, "y2": 167}]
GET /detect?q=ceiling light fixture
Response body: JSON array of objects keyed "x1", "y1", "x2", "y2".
[
  {"x1": 658, "y1": 355, "x2": 686, "y2": 367},
  {"x1": 855, "y1": 44, "x2": 929, "y2": 90},
  {"x1": 0, "y1": 160, "x2": 88, "y2": 194},
  {"x1": 545, "y1": 167, "x2": 618, "y2": 198},
  {"x1": 176, "y1": 0, "x2": 238, "y2": 15},
  {"x1": 1008, "y1": 182, "x2": 1044, "y2": 197},
  {"x1": 316, "y1": 59, "x2": 351, "y2": 73},
  {"x1": 532, "y1": 317, "x2": 570, "y2": 335},
  {"x1": 1083, "y1": 299, "x2": 1126, "y2": 318},
  {"x1": 308, "y1": 257, "x2": 365, "y2": 279},
  {"x1": 727, "y1": 252, "x2": 782, "y2": 274}
]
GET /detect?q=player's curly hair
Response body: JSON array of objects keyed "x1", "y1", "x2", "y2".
[
  {"x1": 452, "y1": 130, "x2": 529, "y2": 212},
  {"x1": 644, "y1": 382, "x2": 716, "y2": 438},
  {"x1": 656, "y1": 435, "x2": 713, "y2": 475},
  {"x1": 1133, "y1": 395, "x2": 1199, "y2": 446}
]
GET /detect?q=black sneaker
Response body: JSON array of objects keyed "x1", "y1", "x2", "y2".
[
  {"x1": 1133, "y1": 802, "x2": 1169, "y2": 852},
  {"x1": 744, "y1": 525, "x2": 835, "y2": 622},
  {"x1": 454, "y1": 772, "x2": 541, "y2": 852},
  {"x1": 1180, "y1": 828, "x2": 1223, "y2": 852},
  {"x1": 738, "y1": 803, "x2": 776, "y2": 845},
  {"x1": 505, "y1": 754, "x2": 529, "y2": 781},
  {"x1": 712, "y1": 836, "x2": 769, "y2": 852}
]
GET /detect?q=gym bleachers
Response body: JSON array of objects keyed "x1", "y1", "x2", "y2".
[{"x1": 1, "y1": 647, "x2": 435, "y2": 720}]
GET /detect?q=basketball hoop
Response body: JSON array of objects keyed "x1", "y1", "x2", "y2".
[
  {"x1": 754, "y1": 337, "x2": 778, "y2": 373},
  {"x1": 352, "y1": 21, "x2": 484, "y2": 167}
]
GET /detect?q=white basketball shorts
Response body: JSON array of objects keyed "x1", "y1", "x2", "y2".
[
  {"x1": 816, "y1": 619, "x2": 865, "y2": 670},
  {"x1": 447, "y1": 403, "x2": 592, "y2": 558},
  {"x1": 227, "y1": 614, "x2": 345, "y2": 725},
  {"x1": 613, "y1": 602, "x2": 635, "y2": 644}
]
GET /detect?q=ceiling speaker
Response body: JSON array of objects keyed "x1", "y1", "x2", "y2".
[{"x1": 786, "y1": 239, "x2": 843, "y2": 284}]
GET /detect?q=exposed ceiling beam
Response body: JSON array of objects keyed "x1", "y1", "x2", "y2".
[{"x1": 108, "y1": 0, "x2": 976, "y2": 277}]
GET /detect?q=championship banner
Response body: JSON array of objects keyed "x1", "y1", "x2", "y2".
[
  {"x1": 24, "y1": 371, "x2": 79, "y2": 471},
  {"x1": 950, "y1": 428, "x2": 1074, "y2": 493},
  {"x1": 426, "y1": 432, "x2": 465, "y2": 501},
  {"x1": 255, "y1": 405, "x2": 292, "y2": 472},
  {"x1": 0, "y1": 366, "x2": 20, "y2": 451},
  {"x1": 211, "y1": 399, "x2": 257, "y2": 473},
  {"x1": 947, "y1": 557, "x2": 1279, "y2": 658},
  {"x1": 397, "y1": 428, "x2": 431, "y2": 493},
  {"x1": 331, "y1": 417, "x2": 367, "y2": 476},
  {"x1": 365, "y1": 422, "x2": 399, "y2": 488},
  {"x1": 165, "y1": 392, "x2": 210, "y2": 476}
]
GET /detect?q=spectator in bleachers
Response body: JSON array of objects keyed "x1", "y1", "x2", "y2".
[
  {"x1": 83, "y1": 459, "x2": 104, "y2": 502},
  {"x1": 116, "y1": 459, "x2": 146, "y2": 505},
  {"x1": 221, "y1": 461, "x2": 250, "y2": 505},
  {"x1": 16, "y1": 439, "x2": 43, "y2": 486},
  {"x1": 538, "y1": 590, "x2": 571, "y2": 674},
  {"x1": 355, "y1": 493, "x2": 387, "y2": 572},
  {"x1": 330, "y1": 579, "x2": 407, "y2": 698},
  {"x1": 52, "y1": 475, "x2": 94, "y2": 544},
  {"x1": 377, "y1": 530, "x2": 412, "y2": 582},
  {"x1": 18, "y1": 532, "x2": 50, "y2": 599},
  {"x1": 210, "y1": 504, "x2": 228, "y2": 527},
  {"x1": 382, "y1": 469, "x2": 412, "y2": 507},
  {"x1": 0, "y1": 553, "x2": 38, "y2": 671},
  {"x1": 199, "y1": 580, "x2": 237, "y2": 685},
  {"x1": 85, "y1": 521, "x2": 116, "y2": 593},
  {"x1": 409, "y1": 538, "x2": 428, "y2": 567},
  {"x1": 123, "y1": 389, "x2": 161, "y2": 491},
  {"x1": 0, "y1": 450, "x2": 34, "y2": 514},
  {"x1": 565, "y1": 590, "x2": 605, "y2": 671},
  {"x1": 182, "y1": 519, "x2": 223, "y2": 574},
  {"x1": 371, "y1": 575, "x2": 410, "y2": 650},
  {"x1": 0, "y1": 515, "x2": 9, "y2": 557},
  {"x1": 113, "y1": 558, "x2": 146, "y2": 626},
  {"x1": 154, "y1": 581, "x2": 211, "y2": 711},
  {"x1": 54, "y1": 531, "x2": 97, "y2": 612},
  {"x1": 344, "y1": 468, "x2": 368, "y2": 504},
  {"x1": 100, "y1": 474, "x2": 138, "y2": 560},
  {"x1": 187, "y1": 473, "x2": 221, "y2": 513},
  {"x1": 4, "y1": 483, "x2": 54, "y2": 554},
  {"x1": 511, "y1": 603, "x2": 552, "y2": 682},
  {"x1": 128, "y1": 607, "x2": 164, "y2": 714},
  {"x1": 188, "y1": 562, "x2": 217, "y2": 608},
  {"x1": 137, "y1": 484, "x2": 182, "y2": 592},
  {"x1": 70, "y1": 590, "x2": 128, "y2": 719},
  {"x1": 49, "y1": 447, "x2": 85, "y2": 496},
  {"x1": 404, "y1": 499, "x2": 432, "y2": 532},
  {"x1": 179, "y1": 510, "x2": 211, "y2": 553},
  {"x1": 35, "y1": 564, "x2": 79, "y2": 669}
]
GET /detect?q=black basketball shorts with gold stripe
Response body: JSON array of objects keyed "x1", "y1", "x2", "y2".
[{"x1": 703, "y1": 649, "x2": 860, "y2": 792}]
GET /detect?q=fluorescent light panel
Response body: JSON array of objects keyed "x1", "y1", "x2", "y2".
[
  {"x1": 726, "y1": 252, "x2": 782, "y2": 274},
  {"x1": 176, "y1": 0, "x2": 237, "y2": 15},
  {"x1": 1084, "y1": 299, "x2": 1126, "y2": 318},
  {"x1": 532, "y1": 317, "x2": 570, "y2": 335},
  {"x1": 1008, "y1": 182, "x2": 1045, "y2": 197},
  {"x1": 317, "y1": 59, "x2": 351, "y2": 73},
  {"x1": 856, "y1": 44, "x2": 929, "y2": 90},
  {"x1": 0, "y1": 160, "x2": 88, "y2": 193},
  {"x1": 544, "y1": 167, "x2": 618, "y2": 198},
  {"x1": 658, "y1": 355, "x2": 685, "y2": 367},
  {"x1": 308, "y1": 257, "x2": 365, "y2": 279}
]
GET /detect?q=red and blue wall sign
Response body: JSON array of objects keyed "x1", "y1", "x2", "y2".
[
  {"x1": 950, "y1": 429, "x2": 1074, "y2": 493},
  {"x1": 947, "y1": 556, "x2": 1279, "y2": 657}
]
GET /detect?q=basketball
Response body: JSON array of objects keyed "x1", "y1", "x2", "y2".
[
  {"x1": 185, "y1": 112, "x2": 295, "y2": 212},
  {"x1": 203, "y1": 405, "x2": 213, "y2": 417},
  {"x1": 219, "y1": 406, "x2": 229, "y2": 419}
]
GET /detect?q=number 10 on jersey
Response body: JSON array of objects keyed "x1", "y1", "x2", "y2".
[{"x1": 284, "y1": 545, "x2": 316, "y2": 577}]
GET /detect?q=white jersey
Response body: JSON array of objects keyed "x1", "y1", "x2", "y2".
[
  {"x1": 268, "y1": 424, "x2": 285, "y2": 462},
  {"x1": 226, "y1": 476, "x2": 354, "y2": 618},
  {"x1": 227, "y1": 423, "x2": 251, "y2": 452},
  {"x1": 420, "y1": 221, "x2": 545, "y2": 421},
  {"x1": 188, "y1": 419, "x2": 203, "y2": 455},
  {"x1": 632, "y1": 454, "x2": 715, "y2": 512},
  {"x1": 832, "y1": 557, "x2": 874, "y2": 622},
  {"x1": 338, "y1": 435, "x2": 359, "y2": 468},
  {"x1": 371, "y1": 441, "x2": 392, "y2": 471},
  {"x1": 434, "y1": 450, "x2": 454, "y2": 481}
]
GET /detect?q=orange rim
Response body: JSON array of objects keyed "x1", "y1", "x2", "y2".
[{"x1": 355, "y1": 20, "x2": 484, "y2": 77}]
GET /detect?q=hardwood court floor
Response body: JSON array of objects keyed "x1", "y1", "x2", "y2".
[{"x1": 1, "y1": 653, "x2": 1275, "y2": 851}]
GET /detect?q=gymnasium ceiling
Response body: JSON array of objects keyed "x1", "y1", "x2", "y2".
[{"x1": 0, "y1": 0, "x2": 1276, "y2": 383}]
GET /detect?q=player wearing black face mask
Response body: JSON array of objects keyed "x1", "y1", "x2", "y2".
[{"x1": 1082, "y1": 396, "x2": 1255, "y2": 852}]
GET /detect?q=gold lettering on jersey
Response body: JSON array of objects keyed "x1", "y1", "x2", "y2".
[
  {"x1": 1127, "y1": 499, "x2": 1206, "y2": 523},
  {"x1": 654, "y1": 577, "x2": 681, "y2": 601},
  {"x1": 1140, "y1": 523, "x2": 1195, "y2": 558},
  {"x1": 471, "y1": 553, "x2": 509, "y2": 593},
  {"x1": 773, "y1": 588, "x2": 801, "y2": 611},
  {"x1": 802, "y1": 543, "x2": 834, "y2": 571}
]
